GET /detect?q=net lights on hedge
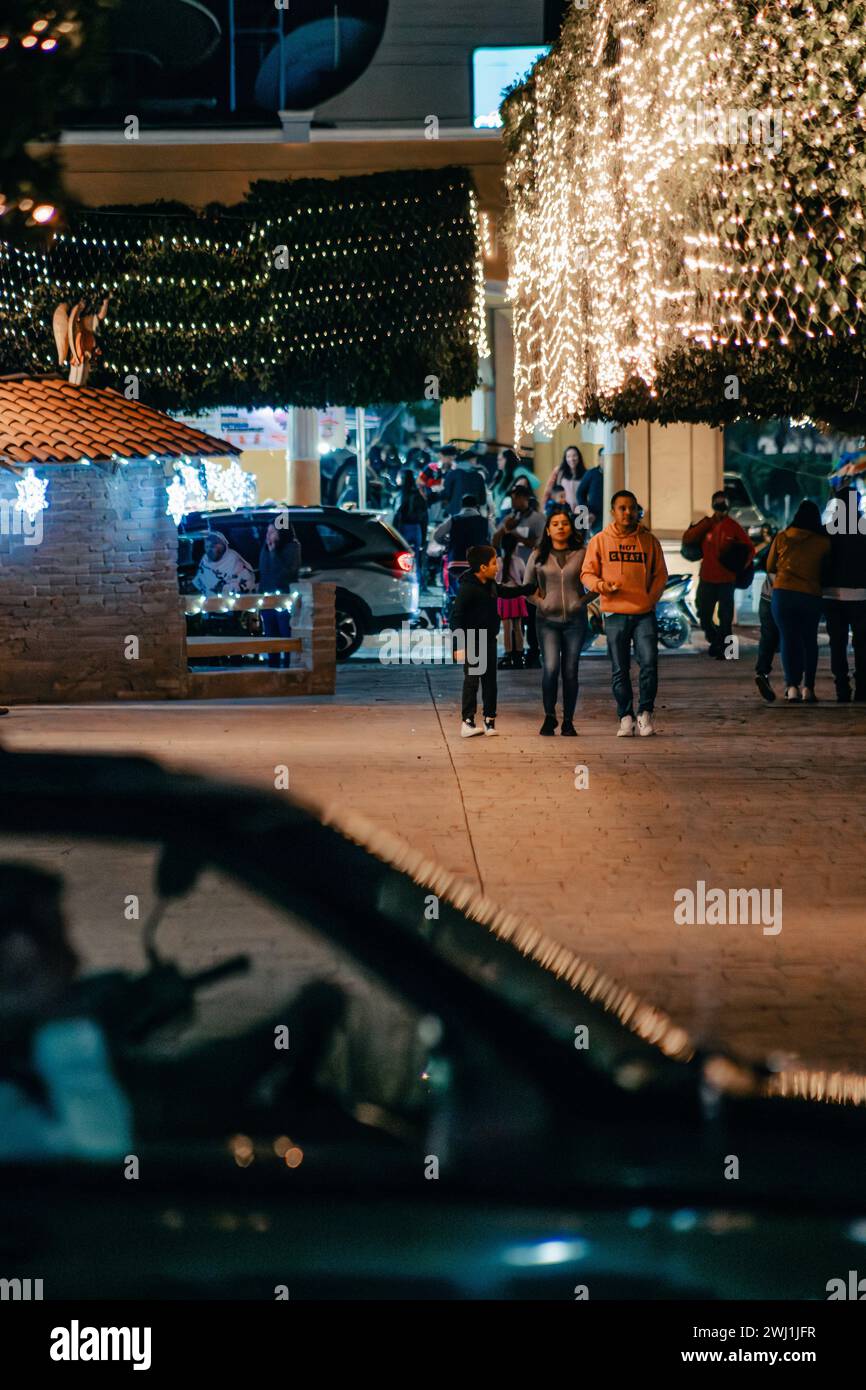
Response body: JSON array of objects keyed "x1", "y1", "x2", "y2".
[{"x1": 1, "y1": 169, "x2": 484, "y2": 410}]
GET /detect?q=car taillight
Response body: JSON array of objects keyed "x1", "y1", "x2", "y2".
[{"x1": 395, "y1": 551, "x2": 414, "y2": 573}]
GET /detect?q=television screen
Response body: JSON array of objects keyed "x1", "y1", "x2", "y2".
[{"x1": 472, "y1": 45, "x2": 551, "y2": 129}]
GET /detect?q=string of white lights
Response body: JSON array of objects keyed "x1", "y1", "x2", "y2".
[{"x1": 504, "y1": 0, "x2": 866, "y2": 433}]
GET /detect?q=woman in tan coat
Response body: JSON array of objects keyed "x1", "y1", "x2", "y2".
[{"x1": 766, "y1": 501, "x2": 831, "y2": 702}]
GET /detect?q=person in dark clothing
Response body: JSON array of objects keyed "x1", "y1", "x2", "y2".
[
  {"x1": 393, "y1": 468, "x2": 428, "y2": 578},
  {"x1": 258, "y1": 521, "x2": 302, "y2": 668},
  {"x1": 753, "y1": 524, "x2": 780, "y2": 702},
  {"x1": 823, "y1": 486, "x2": 866, "y2": 702},
  {"x1": 450, "y1": 544, "x2": 532, "y2": 738},
  {"x1": 433, "y1": 495, "x2": 489, "y2": 594},
  {"x1": 766, "y1": 500, "x2": 830, "y2": 702},
  {"x1": 683, "y1": 491, "x2": 755, "y2": 659},
  {"x1": 441, "y1": 451, "x2": 488, "y2": 516},
  {"x1": 576, "y1": 456, "x2": 604, "y2": 534},
  {"x1": 492, "y1": 485, "x2": 546, "y2": 667},
  {"x1": 436, "y1": 444, "x2": 459, "y2": 470},
  {"x1": 472, "y1": 440, "x2": 499, "y2": 484}
]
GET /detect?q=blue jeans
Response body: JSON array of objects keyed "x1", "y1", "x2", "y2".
[
  {"x1": 755, "y1": 594, "x2": 779, "y2": 677},
  {"x1": 536, "y1": 614, "x2": 587, "y2": 720},
  {"x1": 262, "y1": 606, "x2": 293, "y2": 667},
  {"x1": 604, "y1": 610, "x2": 658, "y2": 718},
  {"x1": 771, "y1": 588, "x2": 822, "y2": 688}
]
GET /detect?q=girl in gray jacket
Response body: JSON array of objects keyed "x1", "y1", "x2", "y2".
[{"x1": 523, "y1": 508, "x2": 591, "y2": 735}]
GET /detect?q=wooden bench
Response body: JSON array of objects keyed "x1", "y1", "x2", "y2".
[
  {"x1": 187, "y1": 636, "x2": 301, "y2": 659},
  {"x1": 183, "y1": 591, "x2": 302, "y2": 664}
]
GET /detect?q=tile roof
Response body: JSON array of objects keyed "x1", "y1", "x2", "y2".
[{"x1": 0, "y1": 376, "x2": 241, "y2": 466}]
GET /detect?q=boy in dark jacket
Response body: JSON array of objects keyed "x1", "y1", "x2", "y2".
[{"x1": 450, "y1": 544, "x2": 532, "y2": 738}]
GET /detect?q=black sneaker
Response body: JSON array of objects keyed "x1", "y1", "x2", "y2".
[
  {"x1": 524, "y1": 653, "x2": 542, "y2": 670},
  {"x1": 755, "y1": 673, "x2": 775, "y2": 703},
  {"x1": 560, "y1": 720, "x2": 577, "y2": 736},
  {"x1": 539, "y1": 715, "x2": 557, "y2": 736},
  {"x1": 0, "y1": 708, "x2": 8, "y2": 716},
  {"x1": 837, "y1": 684, "x2": 852, "y2": 703},
  {"x1": 497, "y1": 653, "x2": 514, "y2": 670}
]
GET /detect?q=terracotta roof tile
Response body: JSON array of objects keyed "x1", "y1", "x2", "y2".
[{"x1": 0, "y1": 377, "x2": 240, "y2": 466}]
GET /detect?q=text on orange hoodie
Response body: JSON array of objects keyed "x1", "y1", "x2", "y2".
[{"x1": 580, "y1": 522, "x2": 668, "y2": 614}]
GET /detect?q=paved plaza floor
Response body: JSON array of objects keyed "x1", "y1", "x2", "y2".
[{"x1": 3, "y1": 640, "x2": 865, "y2": 1086}]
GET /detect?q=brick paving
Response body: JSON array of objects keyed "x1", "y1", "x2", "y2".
[{"x1": 3, "y1": 641, "x2": 865, "y2": 1076}]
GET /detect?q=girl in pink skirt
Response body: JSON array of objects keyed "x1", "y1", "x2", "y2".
[{"x1": 496, "y1": 531, "x2": 528, "y2": 669}]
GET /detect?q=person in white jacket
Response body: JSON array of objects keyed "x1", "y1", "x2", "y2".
[{"x1": 193, "y1": 531, "x2": 256, "y2": 596}]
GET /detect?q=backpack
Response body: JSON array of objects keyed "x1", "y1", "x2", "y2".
[{"x1": 720, "y1": 539, "x2": 754, "y2": 589}]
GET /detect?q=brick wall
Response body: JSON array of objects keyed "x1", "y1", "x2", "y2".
[
  {"x1": 0, "y1": 462, "x2": 188, "y2": 703},
  {"x1": 293, "y1": 581, "x2": 336, "y2": 696}
]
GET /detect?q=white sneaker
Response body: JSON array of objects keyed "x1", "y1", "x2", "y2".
[
  {"x1": 483, "y1": 717, "x2": 498, "y2": 736},
  {"x1": 461, "y1": 719, "x2": 484, "y2": 738},
  {"x1": 617, "y1": 715, "x2": 636, "y2": 737},
  {"x1": 785, "y1": 686, "x2": 801, "y2": 702},
  {"x1": 637, "y1": 711, "x2": 655, "y2": 737}
]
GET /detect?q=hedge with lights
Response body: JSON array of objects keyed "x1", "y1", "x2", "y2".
[
  {"x1": 503, "y1": 0, "x2": 866, "y2": 433},
  {"x1": 0, "y1": 166, "x2": 486, "y2": 410}
]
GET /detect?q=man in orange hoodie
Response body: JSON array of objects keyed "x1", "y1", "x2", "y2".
[{"x1": 581, "y1": 490, "x2": 668, "y2": 736}]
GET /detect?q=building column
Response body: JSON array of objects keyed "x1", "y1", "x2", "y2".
[
  {"x1": 605, "y1": 426, "x2": 626, "y2": 516},
  {"x1": 286, "y1": 407, "x2": 320, "y2": 505}
]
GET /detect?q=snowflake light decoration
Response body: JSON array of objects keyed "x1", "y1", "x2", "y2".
[
  {"x1": 14, "y1": 467, "x2": 49, "y2": 523},
  {"x1": 165, "y1": 476, "x2": 189, "y2": 526},
  {"x1": 203, "y1": 459, "x2": 225, "y2": 494},
  {"x1": 214, "y1": 459, "x2": 256, "y2": 510},
  {"x1": 176, "y1": 462, "x2": 207, "y2": 511},
  {"x1": 165, "y1": 459, "x2": 208, "y2": 525}
]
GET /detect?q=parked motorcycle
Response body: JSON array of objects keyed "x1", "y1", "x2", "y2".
[
  {"x1": 581, "y1": 574, "x2": 697, "y2": 651},
  {"x1": 656, "y1": 572, "x2": 698, "y2": 649}
]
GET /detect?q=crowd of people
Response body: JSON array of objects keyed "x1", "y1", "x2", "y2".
[
  {"x1": 442, "y1": 464, "x2": 866, "y2": 740},
  {"x1": 451, "y1": 488, "x2": 667, "y2": 739},
  {"x1": 684, "y1": 483, "x2": 866, "y2": 705},
  {"x1": 189, "y1": 436, "x2": 864, "y2": 723}
]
